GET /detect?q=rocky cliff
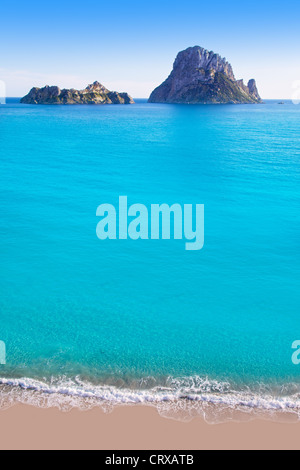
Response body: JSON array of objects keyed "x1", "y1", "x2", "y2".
[
  {"x1": 149, "y1": 46, "x2": 262, "y2": 104},
  {"x1": 21, "y1": 81, "x2": 135, "y2": 105}
]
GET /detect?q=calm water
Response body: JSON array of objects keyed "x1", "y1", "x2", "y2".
[{"x1": 0, "y1": 98, "x2": 300, "y2": 417}]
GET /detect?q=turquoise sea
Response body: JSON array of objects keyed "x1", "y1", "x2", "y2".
[{"x1": 0, "y1": 98, "x2": 299, "y2": 420}]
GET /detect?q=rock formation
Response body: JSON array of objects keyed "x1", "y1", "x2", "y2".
[
  {"x1": 21, "y1": 81, "x2": 134, "y2": 105},
  {"x1": 149, "y1": 46, "x2": 262, "y2": 104}
]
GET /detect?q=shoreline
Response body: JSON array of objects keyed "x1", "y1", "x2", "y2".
[
  {"x1": 0, "y1": 403, "x2": 300, "y2": 450},
  {"x1": 2, "y1": 378, "x2": 300, "y2": 425}
]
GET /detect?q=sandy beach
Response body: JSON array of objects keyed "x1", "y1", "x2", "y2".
[{"x1": 0, "y1": 404, "x2": 299, "y2": 450}]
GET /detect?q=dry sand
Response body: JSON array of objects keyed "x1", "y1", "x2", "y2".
[{"x1": 0, "y1": 404, "x2": 300, "y2": 450}]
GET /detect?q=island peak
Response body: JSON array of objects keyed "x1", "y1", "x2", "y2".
[{"x1": 148, "y1": 46, "x2": 262, "y2": 104}]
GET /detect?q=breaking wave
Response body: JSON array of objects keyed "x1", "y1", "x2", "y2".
[{"x1": 1, "y1": 375, "x2": 300, "y2": 423}]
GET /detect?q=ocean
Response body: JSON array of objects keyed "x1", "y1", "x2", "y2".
[{"x1": 0, "y1": 98, "x2": 299, "y2": 421}]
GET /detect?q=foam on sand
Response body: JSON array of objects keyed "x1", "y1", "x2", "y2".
[{"x1": 1, "y1": 375, "x2": 300, "y2": 423}]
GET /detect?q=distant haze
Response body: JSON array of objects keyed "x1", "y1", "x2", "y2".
[{"x1": 1, "y1": 0, "x2": 300, "y2": 99}]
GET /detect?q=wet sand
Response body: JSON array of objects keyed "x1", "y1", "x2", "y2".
[{"x1": 0, "y1": 404, "x2": 300, "y2": 450}]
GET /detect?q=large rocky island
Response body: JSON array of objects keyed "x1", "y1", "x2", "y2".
[
  {"x1": 21, "y1": 81, "x2": 134, "y2": 105},
  {"x1": 149, "y1": 46, "x2": 262, "y2": 104}
]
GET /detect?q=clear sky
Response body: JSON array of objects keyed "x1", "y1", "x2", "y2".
[{"x1": 1, "y1": 0, "x2": 300, "y2": 98}]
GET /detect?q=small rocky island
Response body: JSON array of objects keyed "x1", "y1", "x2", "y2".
[
  {"x1": 21, "y1": 81, "x2": 134, "y2": 105},
  {"x1": 149, "y1": 46, "x2": 262, "y2": 104}
]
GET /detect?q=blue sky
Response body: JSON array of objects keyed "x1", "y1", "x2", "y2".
[{"x1": 1, "y1": 0, "x2": 299, "y2": 98}]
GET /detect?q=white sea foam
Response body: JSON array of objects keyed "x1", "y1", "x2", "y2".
[{"x1": 1, "y1": 375, "x2": 300, "y2": 423}]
